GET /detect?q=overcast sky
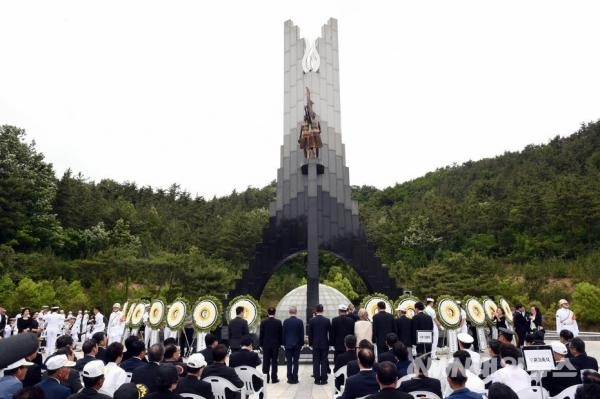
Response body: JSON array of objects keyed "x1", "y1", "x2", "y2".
[{"x1": 1, "y1": 1, "x2": 599, "y2": 199}]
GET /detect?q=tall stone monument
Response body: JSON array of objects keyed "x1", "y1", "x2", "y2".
[{"x1": 228, "y1": 19, "x2": 400, "y2": 320}]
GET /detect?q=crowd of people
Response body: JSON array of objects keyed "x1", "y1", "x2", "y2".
[{"x1": 0, "y1": 297, "x2": 596, "y2": 399}]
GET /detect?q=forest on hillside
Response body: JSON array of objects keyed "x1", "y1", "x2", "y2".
[{"x1": 1, "y1": 121, "x2": 600, "y2": 328}]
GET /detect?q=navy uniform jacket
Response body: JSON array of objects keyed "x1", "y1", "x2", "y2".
[
  {"x1": 120, "y1": 357, "x2": 147, "y2": 372},
  {"x1": 36, "y1": 377, "x2": 71, "y2": 399},
  {"x1": 282, "y1": 316, "x2": 304, "y2": 349},
  {"x1": 366, "y1": 388, "x2": 413, "y2": 399},
  {"x1": 394, "y1": 316, "x2": 413, "y2": 347},
  {"x1": 308, "y1": 314, "x2": 331, "y2": 349}
]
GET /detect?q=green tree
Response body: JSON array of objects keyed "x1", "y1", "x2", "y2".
[
  {"x1": 571, "y1": 282, "x2": 600, "y2": 328},
  {"x1": 323, "y1": 266, "x2": 358, "y2": 300},
  {"x1": 0, "y1": 126, "x2": 61, "y2": 249}
]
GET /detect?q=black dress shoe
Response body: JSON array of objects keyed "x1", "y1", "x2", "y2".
[{"x1": 271, "y1": 378, "x2": 280, "y2": 383}]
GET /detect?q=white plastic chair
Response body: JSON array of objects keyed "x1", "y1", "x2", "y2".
[
  {"x1": 516, "y1": 386, "x2": 549, "y2": 399},
  {"x1": 179, "y1": 394, "x2": 207, "y2": 399},
  {"x1": 549, "y1": 384, "x2": 580, "y2": 399},
  {"x1": 409, "y1": 391, "x2": 442, "y2": 399},
  {"x1": 234, "y1": 366, "x2": 265, "y2": 399},
  {"x1": 333, "y1": 365, "x2": 348, "y2": 397},
  {"x1": 203, "y1": 376, "x2": 243, "y2": 399}
]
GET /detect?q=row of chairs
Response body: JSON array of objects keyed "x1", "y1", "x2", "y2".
[{"x1": 333, "y1": 365, "x2": 581, "y2": 399}]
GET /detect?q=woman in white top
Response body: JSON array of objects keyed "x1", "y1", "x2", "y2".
[{"x1": 354, "y1": 308, "x2": 373, "y2": 344}]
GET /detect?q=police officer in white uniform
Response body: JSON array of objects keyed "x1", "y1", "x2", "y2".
[
  {"x1": 555, "y1": 299, "x2": 579, "y2": 337},
  {"x1": 44, "y1": 306, "x2": 64, "y2": 354}
]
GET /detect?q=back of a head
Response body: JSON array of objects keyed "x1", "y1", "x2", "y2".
[
  {"x1": 82, "y1": 339, "x2": 97, "y2": 355},
  {"x1": 446, "y1": 362, "x2": 467, "y2": 386},
  {"x1": 376, "y1": 361, "x2": 398, "y2": 386},
  {"x1": 267, "y1": 307, "x2": 276, "y2": 316},
  {"x1": 344, "y1": 334, "x2": 357, "y2": 349},
  {"x1": 55, "y1": 335, "x2": 74, "y2": 350},
  {"x1": 385, "y1": 332, "x2": 398, "y2": 347},
  {"x1": 489, "y1": 339, "x2": 501, "y2": 356},
  {"x1": 156, "y1": 364, "x2": 179, "y2": 391},
  {"x1": 393, "y1": 342, "x2": 409, "y2": 362},
  {"x1": 240, "y1": 335, "x2": 253, "y2": 347},
  {"x1": 163, "y1": 338, "x2": 177, "y2": 347},
  {"x1": 499, "y1": 344, "x2": 520, "y2": 365},
  {"x1": 560, "y1": 329, "x2": 574, "y2": 342},
  {"x1": 377, "y1": 301, "x2": 386, "y2": 310},
  {"x1": 415, "y1": 302, "x2": 425, "y2": 311},
  {"x1": 213, "y1": 344, "x2": 228, "y2": 362},
  {"x1": 452, "y1": 350, "x2": 471, "y2": 369},
  {"x1": 148, "y1": 343, "x2": 165, "y2": 362},
  {"x1": 358, "y1": 339, "x2": 375, "y2": 351},
  {"x1": 92, "y1": 331, "x2": 106, "y2": 344},
  {"x1": 411, "y1": 354, "x2": 432, "y2": 376},
  {"x1": 129, "y1": 339, "x2": 146, "y2": 357},
  {"x1": 204, "y1": 333, "x2": 218, "y2": 347},
  {"x1": 315, "y1": 304, "x2": 324, "y2": 313},
  {"x1": 576, "y1": 383, "x2": 600, "y2": 399},
  {"x1": 124, "y1": 335, "x2": 139, "y2": 352},
  {"x1": 106, "y1": 342, "x2": 124, "y2": 363},
  {"x1": 13, "y1": 387, "x2": 45, "y2": 399},
  {"x1": 235, "y1": 306, "x2": 244, "y2": 316},
  {"x1": 488, "y1": 382, "x2": 518, "y2": 399},
  {"x1": 570, "y1": 337, "x2": 585, "y2": 353},
  {"x1": 163, "y1": 344, "x2": 179, "y2": 359},
  {"x1": 357, "y1": 348, "x2": 375, "y2": 369}
]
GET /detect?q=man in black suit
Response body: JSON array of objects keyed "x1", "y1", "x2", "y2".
[
  {"x1": 307, "y1": 303, "x2": 331, "y2": 385},
  {"x1": 394, "y1": 305, "x2": 413, "y2": 349},
  {"x1": 372, "y1": 301, "x2": 395, "y2": 357},
  {"x1": 75, "y1": 340, "x2": 98, "y2": 372},
  {"x1": 334, "y1": 334, "x2": 357, "y2": 391},
  {"x1": 369, "y1": 361, "x2": 413, "y2": 399},
  {"x1": 91, "y1": 332, "x2": 107, "y2": 364},
  {"x1": 542, "y1": 340, "x2": 580, "y2": 397},
  {"x1": 130, "y1": 343, "x2": 164, "y2": 393},
  {"x1": 411, "y1": 302, "x2": 433, "y2": 357},
  {"x1": 282, "y1": 306, "x2": 304, "y2": 384},
  {"x1": 339, "y1": 348, "x2": 379, "y2": 399},
  {"x1": 513, "y1": 304, "x2": 529, "y2": 347},
  {"x1": 200, "y1": 333, "x2": 218, "y2": 366},
  {"x1": 398, "y1": 355, "x2": 443, "y2": 398},
  {"x1": 120, "y1": 339, "x2": 146, "y2": 372},
  {"x1": 569, "y1": 337, "x2": 599, "y2": 373},
  {"x1": 378, "y1": 332, "x2": 398, "y2": 363},
  {"x1": 228, "y1": 307, "x2": 249, "y2": 352},
  {"x1": 347, "y1": 339, "x2": 374, "y2": 378},
  {"x1": 203, "y1": 344, "x2": 244, "y2": 399},
  {"x1": 331, "y1": 304, "x2": 356, "y2": 360},
  {"x1": 175, "y1": 353, "x2": 214, "y2": 399},
  {"x1": 259, "y1": 306, "x2": 282, "y2": 383},
  {"x1": 229, "y1": 335, "x2": 262, "y2": 398}
]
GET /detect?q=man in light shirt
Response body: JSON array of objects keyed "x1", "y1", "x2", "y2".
[
  {"x1": 107, "y1": 303, "x2": 124, "y2": 344},
  {"x1": 555, "y1": 299, "x2": 578, "y2": 337}
]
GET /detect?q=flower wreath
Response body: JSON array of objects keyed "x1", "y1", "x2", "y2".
[
  {"x1": 192, "y1": 295, "x2": 223, "y2": 332},
  {"x1": 360, "y1": 293, "x2": 392, "y2": 322},
  {"x1": 226, "y1": 295, "x2": 260, "y2": 329},
  {"x1": 498, "y1": 297, "x2": 513, "y2": 323},
  {"x1": 436, "y1": 295, "x2": 462, "y2": 330},
  {"x1": 166, "y1": 297, "x2": 189, "y2": 331},
  {"x1": 129, "y1": 300, "x2": 149, "y2": 329},
  {"x1": 463, "y1": 296, "x2": 487, "y2": 327},
  {"x1": 393, "y1": 294, "x2": 420, "y2": 319},
  {"x1": 481, "y1": 297, "x2": 499, "y2": 326},
  {"x1": 148, "y1": 299, "x2": 166, "y2": 329}
]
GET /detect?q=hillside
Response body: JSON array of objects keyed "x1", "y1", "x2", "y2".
[{"x1": 1, "y1": 121, "x2": 600, "y2": 328}]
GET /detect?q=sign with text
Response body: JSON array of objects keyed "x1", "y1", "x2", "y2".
[
  {"x1": 522, "y1": 346, "x2": 556, "y2": 371},
  {"x1": 417, "y1": 330, "x2": 433, "y2": 344}
]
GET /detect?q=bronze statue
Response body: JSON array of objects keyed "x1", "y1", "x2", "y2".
[{"x1": 298, "y1": 87, "x2": 322, "y2": 158}]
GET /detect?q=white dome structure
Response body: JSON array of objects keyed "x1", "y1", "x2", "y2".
[{"x1": 275, "y1": 284, "x2": 351, "y2": 327}]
